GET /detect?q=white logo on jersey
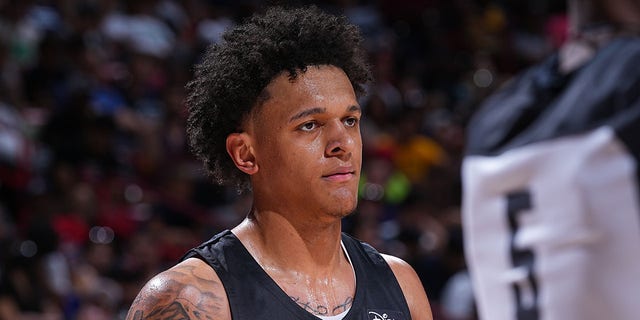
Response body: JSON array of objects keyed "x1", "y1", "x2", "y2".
[{"x1": 368, "y1": 311, "x2": 394, "y2": 320}]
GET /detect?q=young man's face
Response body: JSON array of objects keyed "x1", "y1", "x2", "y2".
[{"x1": 247, "y1": 65, "x2": 362, "y2": 220}]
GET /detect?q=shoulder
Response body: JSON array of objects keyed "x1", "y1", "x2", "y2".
[
  {"x1": 382, "y1": 254, "x2": 433, "y2": 320},
  {"x1": 126, "y1": 257, "x2": 230, "y2": 320}
]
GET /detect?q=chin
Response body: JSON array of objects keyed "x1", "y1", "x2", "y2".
[
  {"x1": 328, "y1": 194, "x2": 359, "y2": 218},
  {"x1": 317, "y1": 184, "x2": 358, "y2": 218}
]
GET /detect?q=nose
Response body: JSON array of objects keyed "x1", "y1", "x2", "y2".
[{"x1": 324, "y1": 120, "x2": 358, "y2": 158}]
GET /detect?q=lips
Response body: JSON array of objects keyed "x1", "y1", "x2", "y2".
[{"x1": 322, "y1": 167, "x2": 356, "y2": 182}]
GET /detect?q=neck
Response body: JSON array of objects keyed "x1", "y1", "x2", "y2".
[
  {"x1": 233, "y1": 207, "x2": 356, "y2": 316},
  {"x1": 233, "y1": 206, "x2": 346, "y2": 274}
]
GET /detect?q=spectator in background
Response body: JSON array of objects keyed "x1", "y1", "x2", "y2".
[
  {"x1": 0, "y1": 221, "x2": 65, "y2": 319},
  {"x1": 462, "y1": 0, "x2": 640, "y2": 319}
]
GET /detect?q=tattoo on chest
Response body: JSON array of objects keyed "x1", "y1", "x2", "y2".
[{"x1": 290, "y1": 296, "x2": 354, "y2": 316}]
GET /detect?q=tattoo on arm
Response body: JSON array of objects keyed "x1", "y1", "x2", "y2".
[
  {"x1": 137, "y1": 300, "x2": 213, "y2": 320},
  {"x1": 127, "y1": 266, "x2": 225, "y2": 320},
  {"x1": 290, "y1": 296, "x2": 353, "y2": 316}
]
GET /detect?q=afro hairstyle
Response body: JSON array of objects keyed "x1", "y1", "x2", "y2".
[{"x1": 185, "y1": 5, "x2": 372, "y2": 190}]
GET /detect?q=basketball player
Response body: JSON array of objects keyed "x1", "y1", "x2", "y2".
[
  {"x1": 463, "y1": 0, "x2": 640, "y2": 319},
  {"x1": 126, "y1": 6, "x2": 432, "y2": 320}
]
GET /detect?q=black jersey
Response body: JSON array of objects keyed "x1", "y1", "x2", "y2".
[
  {"x1": 462, "y1": 36, "x2": 640, "y2": 320},
  {"x1": 182, "y1": 230, "x2": 411, "y2": 320}
]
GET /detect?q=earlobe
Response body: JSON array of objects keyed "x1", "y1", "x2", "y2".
[{"x1": 226, "y1": 133, "x2": 258, "y2": 175}]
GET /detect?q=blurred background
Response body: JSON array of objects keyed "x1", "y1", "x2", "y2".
[{"x1": 0, "y1": 0, "x2": 568, "y2": 319}]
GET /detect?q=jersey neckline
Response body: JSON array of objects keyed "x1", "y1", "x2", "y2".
[{"x1": 224, "y1": 230, "x2": 364, "y2": 320}]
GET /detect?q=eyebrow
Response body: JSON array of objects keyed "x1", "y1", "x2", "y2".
[{"x1": 288, "y1": 105, "x2": 361, "y2": 123}]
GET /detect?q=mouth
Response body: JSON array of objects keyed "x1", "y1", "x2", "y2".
[{"x1": 322, "y1": 168, "x2": 357, "y2": 182}]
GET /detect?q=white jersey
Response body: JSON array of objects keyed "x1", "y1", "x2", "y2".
[{"x1": 462, "y1": 36, "x2": 640, "y2": 320}]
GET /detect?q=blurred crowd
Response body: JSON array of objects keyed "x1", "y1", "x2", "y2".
[{"x1": 0, "y1": 0, "x2": 567, "y2": 319}]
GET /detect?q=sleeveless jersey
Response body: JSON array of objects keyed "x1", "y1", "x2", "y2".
[
  {"x1": 462, "y1": 36, "x2": 640, "y2": 320},
  {"x1": 182, "y1": 230, "x2": 412, "y2": 320}
]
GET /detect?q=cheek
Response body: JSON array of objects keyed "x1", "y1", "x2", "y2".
[
  {"x1": 260, "y1": 140, "x2": 321, "y2": 176},
  {"x1": 287, "y1": 140, "x2": 324, "y2": 170},
  {"x1": 354, "y1": 136, "x2": 363, "y2": 158}
]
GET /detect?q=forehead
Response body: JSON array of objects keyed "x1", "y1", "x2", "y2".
[{"x1": 252, "y1": 65, "x2": 358, "y2": 121}]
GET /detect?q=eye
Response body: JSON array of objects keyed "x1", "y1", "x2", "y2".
[
  {"x1": 299, "y1": 121, "x2": 318, "y2": 132},
  {"x1": 344, "y1": 117, "x2": 358, "y2": 127}
]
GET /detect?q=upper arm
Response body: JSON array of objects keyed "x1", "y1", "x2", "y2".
[
  {"x1": 126, "y1": 258, "x2": 231, "y2": 320},
  {"x1": 382, "y1": 254, "x2": 433, "y2": 320}
]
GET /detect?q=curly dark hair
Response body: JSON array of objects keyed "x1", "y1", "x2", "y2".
[{"x1": 185, "y1": 5, "x2": 372, "y2": 190}]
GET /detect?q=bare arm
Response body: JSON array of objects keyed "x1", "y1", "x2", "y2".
[
  {"x1": 126, "y1": 258, "x2": 231, "y2": 320},
  {"x1": 382, "y1": 254, "x2": 433, "y2": 320}
]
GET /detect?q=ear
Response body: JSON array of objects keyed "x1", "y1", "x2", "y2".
[{"x1": 226, "y1": 133, "x2": 258, "y2": 175}]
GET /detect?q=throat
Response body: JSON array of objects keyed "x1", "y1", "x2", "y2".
[{"x1": 244, "y1": 210, "x2": 346, "y2": 267}]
